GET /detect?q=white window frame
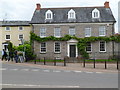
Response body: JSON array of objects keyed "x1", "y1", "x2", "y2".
[
  {"x1": 69, "y1": 27, "x2": 75, "y2": 36},
  {"x1": 45, "y1": 10, "x2": 53, "y2": 20},
  {"x1": 68, "y1": 9, "x2": 76, "y2": 19},
  {"x1": 99, "y1": 26, "x2": 106, "y2": 36},
  {"x1": 18, "y1": 26, "x2": 24, "y2": 31},
  {"x1": 18, "y1": 34, "x2": 24, "y2": 40},
  {"x1": 5, "y1": 26, "x2": 11, "y2": 31},
  {"x1": 40, "y1": 42, "x2": 47, "y2": 53},
  {"x1": 54, "y1": 27, "x2": 61, "y2": 37},
  {"x1": 86, "y1": 42, "x2": 92, "y2": 52},
  {"x1": 85, "y1": 27, "x2": 91, "y2": 37},
  {"x1": 40, "y1": 27, "x2": 46, "y2": 38},
  {"x1": 99, "y1": 41, "x2": 106, "y2": 52},
  {"x1": 54, "y1": 42, "x2": 61, "y2": 53},
  {"x1": 92, "y1": 8, "x2": 100, "y2": 18},
  {"x1": 5, "y1": 34, "x2": 11, "y2": 40}
]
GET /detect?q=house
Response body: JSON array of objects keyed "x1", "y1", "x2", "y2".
[
  {"x1": 30, "y1": 2, "x2": 117, "y2": 61},
  {"x1": 0, "y1": 21, "x2": 31, "y2": 58}
]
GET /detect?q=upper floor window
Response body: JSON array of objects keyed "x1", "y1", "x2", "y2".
[
  {"x1": 5, "y1": 27, "x2": 10, "y2": 31},
  {"x1": 99, "y1": 41, "x2": 106, "y2": 52},
  {"x1": 99, "y1": 26, "x2": 106, "y2": 36},
  {"x1": 45, "y1": 10, "x2": 53, "y2": 19},
  {"x1": 68, "y1": 9, "x2": 76, "y2": 19},
  {"x1": 54, "y1": 27, "x2": 61, "y2": 37},
  {"x1": 5, "y1": 35, "x2": 10, "y2": 40},
  {"x1": 69, "y1": 27, "x2": 75, "y2": 36},
  {"x1": 40, "y1": 42, "x2": 47, "y2": 53},
  {"x1": 19, "y1": 26, "x2": 23, "y2": 31},
  {"x1": 92, "y1": 8, "x2": 100, "y2": 18},
  {"x1": 40, "y1": 27, "x2": 46, "y2": 37},
  {"x1": 54, "y1": 42, "x2": 61, "y2": 53},
  {"x1": 85, "y1": 27, "x2": 91, "y2": 37}
]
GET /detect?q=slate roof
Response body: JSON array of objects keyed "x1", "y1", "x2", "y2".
[
  {"x1": 30, "y1": 7, "x2": 116, "y2": 24},
  {"x1": 0, "y1": 21, "x2": 30, "y2": 26}
]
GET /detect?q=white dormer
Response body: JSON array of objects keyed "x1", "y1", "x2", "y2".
[
  {"x1": 68, "y1": 9, "x2": 76, "y2": 19},
  {"x1": 45, "y1": 10, "x2": 53, "y2": 19},
  {"x1": 92, "y1": 8, "x2": 100, "y2": 18}
]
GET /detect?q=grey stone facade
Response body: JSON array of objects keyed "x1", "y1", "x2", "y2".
[{"x1": 30, "y1": 2, "x2": 117, "y2": 60}]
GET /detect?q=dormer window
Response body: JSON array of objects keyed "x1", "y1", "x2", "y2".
[
  {"x1": 92, "y1": 8, "x2": 100, "y2": 18},
  {"x1": 68, "y1": 9, "x2": 76, "y2": 19},
  {"x1": 45, "y1": 10, "x2": 53, "y2": 19}
]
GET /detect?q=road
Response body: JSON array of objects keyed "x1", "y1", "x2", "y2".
[{"x1": 1, "y1": 62, "x2": 118, "y2": 88}]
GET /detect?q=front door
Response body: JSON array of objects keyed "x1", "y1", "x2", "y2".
[{"x1": 70, "y1": 45, "x2": 76, "y2": 57}]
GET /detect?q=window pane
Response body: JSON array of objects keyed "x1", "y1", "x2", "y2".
[
  {"x1": 6, "y1": 27, "x2": 10, "y2": 30},
  {"x1": 6, "y1": 35, "x2": 10, "y2": 39},
  {"x1": 55, "y1": 42, "x2": 60, "y2": 52},
  {"x1": 100, "y1": 41, "x2": 106, "y2": 51},
  {"x1": 86, "y1": 42, "x2": 91, "y2": 51},
  {"x1": 40, "y1": 28, "x2": 46, "y2": 37},
  {"x1": 99, "y1": 26, "x2": 106, "y2": 36},
  {"x1": 54, "y1": 27, "x2": 61, "y2": 37},
  {"x1": 19, "y1": 26, "x2": 23, "y2": 30},
  {"x1": 19, "y1": 34, "x2": 23, "y2": 39},
  {"x1": 47, "y1": 13, "x2": 51, "y2": 19},
  {"x1": 69, "y1": 27, "x2": 75, "y2": 36},
  {"x1": 41, "y1": 42, "x2": 46, "y2": 52},
  {"x1": 85, "y1": 28, "x2": 91, "y2": 37}
]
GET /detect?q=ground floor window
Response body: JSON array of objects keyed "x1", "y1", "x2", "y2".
[
  {"x1": 99, "y1": 41, "x2": 106, "y2": 52},
  {"x1": 54, "y1": 42, "x2": 61, "y2": 53},
  {"x1": 86, "y1": 42, "x2": 92, "y2": 52},
  {"x1": 40, "y1": 42, "x2": 46, "y2": 53}
]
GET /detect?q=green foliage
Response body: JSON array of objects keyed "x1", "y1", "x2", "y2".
[
  {"x1": 16, "y1": 43, "x2": 36, "y2": 61},
  {"x1": 30, "y1": 32, "x2": 120, "y2": 59}
]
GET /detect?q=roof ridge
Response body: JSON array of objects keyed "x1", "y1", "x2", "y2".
[{"x1": 41, "y1": 6, "x2": 105, "y2": 10}]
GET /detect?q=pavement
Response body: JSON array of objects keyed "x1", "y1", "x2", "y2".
[{"x1": 1, "y1": 60, "x2": 118, "y2": 73}]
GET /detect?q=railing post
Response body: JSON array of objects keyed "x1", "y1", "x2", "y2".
[
  {"x1": 117, "y1": 59, "x2": 119, "y2": 70},
  {"x1": 105, "y1": 59, "x2": 107, "y2": 69},
  {"x1": 83, "y1": 59, "x2": 85, "y2": 67},
  {"x1": 54, "y1": 58, "x2": 56, "y2": 66},
  {"x1": 64, "y1": 58, "x2": 66, "y2": 66},
  {"x1": 34, "y1": 59, "x2": 36, "y2": 64},
  {"x1": 93, "y1": 59, "x2": 95, "y2": 68},
  {"x1": 44, "y1": 57, "x2": 46, "y2": 65}
]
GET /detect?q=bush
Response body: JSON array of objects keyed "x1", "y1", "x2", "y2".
[{"x1": 17, "y1": 43, "x2": 36, "y2": 61}]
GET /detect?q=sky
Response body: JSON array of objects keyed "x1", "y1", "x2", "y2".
[{"x1": 0, "y1": 0, "x2": 119, "y2": 33}]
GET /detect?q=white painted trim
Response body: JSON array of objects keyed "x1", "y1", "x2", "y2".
[
  {"x1": 54, "y1": 27, "x2": 61, "y2": 37},
  {"x1": 92, "y1": 8, "x2": 100, "y2": 18},
  {"x1": 18, "y1": 34, "x2": 24, "y2": 40},
  {"x1": 54, "y1": 42, "x2": 61, "y2": 53},
  {"x1": 40, "y1": 42, "x2": 47, "y2": 53},
  {"x1": 5, "y1": 34, "x2": 11, "y2": 40},
  {"x1": 5, "y1": 26, "x2": 11, "y2": 31},
  {"x1": 45, "y1": 10, "x2": 53, "y2": 20},
  {"x1": 68, "y1": 9, "x2": 76, "y2": 19},
  {"x1": 86, "y1": 42, "x2": 92, "y2": 52},
  {"x1": 99, "y1": 41, "x2": 106, "y2": 52},
  {"x1": 67, "y1": 39, "x2": 78, "y2": 57},
  {"x1": 18, "y1": 26, "x2": 24, "y2": 31}
]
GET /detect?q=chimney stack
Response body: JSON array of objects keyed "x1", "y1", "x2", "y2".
[
  {"x1": 104, "y1": 1, "x2": 110, "y2": 8},
  {"x1": 36, "y1": 3, "x2": 41, "y2": 10}
]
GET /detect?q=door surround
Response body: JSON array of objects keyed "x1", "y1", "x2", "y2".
[{"x1": 67, "y1": 39, "x2": 78, "y2": 57}]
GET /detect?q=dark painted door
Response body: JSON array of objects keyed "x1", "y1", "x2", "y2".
[{"x1": 70, "y1": 45, "x2": 76, "y2": 57}]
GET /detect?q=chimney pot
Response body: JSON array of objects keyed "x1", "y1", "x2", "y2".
[
  {"x1": 104, "y1": 1, "x2": 110, "y2": 8},
  {"x1": 36, "y1": 3, "x2": 41, "y2": 10}
]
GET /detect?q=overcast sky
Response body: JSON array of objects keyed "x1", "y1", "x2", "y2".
[{"x1": 0, "y1": 0, "x2": 119, "y2": 33}]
